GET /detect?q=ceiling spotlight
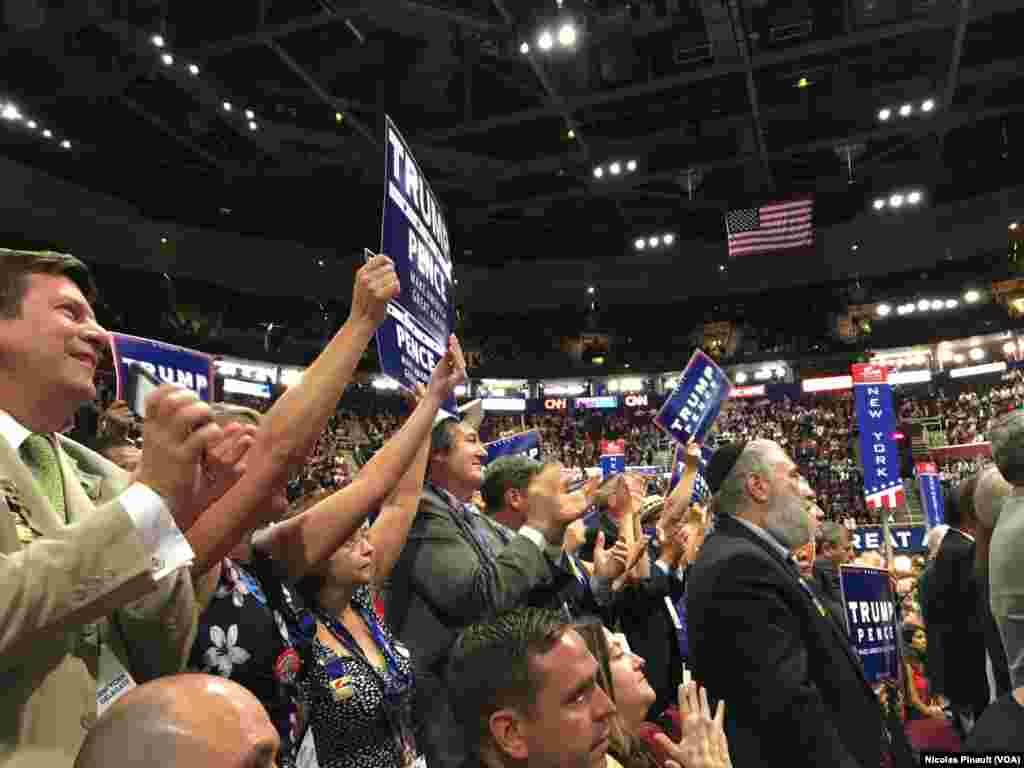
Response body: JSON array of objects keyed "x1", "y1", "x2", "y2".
[
  {"x1": 557, "y1": 23, "x2": 577, "y2": 47},
  {"x1": 735, "y1": 372, "x2": 748, "y2": 384},
  {"x1": 160, "y1": 52, "x2": 174, "y2": 66},
  {"x1": 187, "y1": 63, "x2": 200, "y2": 75},
  {"x1": 921, "y1": 98, "x2": 935, "y2": 112},
  {"x1": 851, "y1": 243, "x2": 860, "y2": 251},
  {"x1": 969, "y1": 347, "x2": 985, "y2": 361},
  {"x1": 41, "y1": 129, "x2": 52, "y2": 138},
  {"x1": 796, "y1": 76, "x2": 810, "y2": 89},
  {"x1": 222, "y1": 101, "x2": 232, "y2": 112},
  {"x1": 899, "y1": 103, "x2": 912, "y2": 117},
  {"x1": 648, "y1": 237, "x2": 658, "y2": 247},
  {"x1": 538, "y1": 29, "x2": 554, "y2": 51},
  {"x1": 876, "y1": 304, "x2": 892, "y2": 317},
  {"x1": 964, "y1": 290, "x2": 981, "y2": 303},
  {"x1": 1, "y1": 103, "x2": 22, "y2": 121},
  {"x1": 609, "y1": 162, "x2": 621, "y2": 175},
  {"x1": 59, "y1": 139, "x2": 71, "y2": 149},
  {"x1": 663, "y1": 233, "x2": 675, "y2": 245},
  {"x1": 626, "y1": 159, "x2": 637, "y2": 172},
  {"x1": 335, "y1": 111, "x2": 344, "y2": 123},
  {"x1": 519, "y1": 41, "x2": 530, "y2": 54},
  {"x1": 567, "y1": 128, "x2": 575, "y2": 139},
  {"x1": 931, "y1": 299, "x2": 944, "y2": 310},
  {"x1": 1011, "y1": 222, "x2": 1020, "y2": 231},
  {"x1": 954, "y1": 353, "x2": 965, "y2": 364},
  {"x1": 889, "y1": 194, "x2": 905, "y2": 208},
  {"x1": 151, "y1": 34, "x2": 165, "y2": 48},
  {"x1": 316, "y1": 258, "x2": 325, "y2": 267},
  {"x1": 896, "y1": 305, "x2": 908, "y2": 316},
  {"x1": 26, "y1": 120, "x2": 36, "y2": 130},
  {"x1": 873, "y1": 198, "x2": 886, "y2": 211},
  {"x1": 244, "y1": 109, "x2": 255, "y2": 120},
  {"x1": 634, "y1": 238, "x2": 646, "y2": 250},
  {"x1": 946, "y1": 299, "x2": 958, "y2": 308},
  {"x1": 160, "y1": 237, "x2": 168, "y2": 244},
  {"x1": 248, "y1": 120, "x2": 258, "y2": 131},
  {"x1": 593, "y1": 166, "x2": 604, "y2": 179},
  {"x1": 587, "y1": 285, "x2": 595, "y2": 294},
  {"x1": 718, "y1": 264, "x2": 726, "y2": 272},
  {"x1": 878, "y1": 108, "x2": 892, "y2": 121},
  {"x1": 907, "y1": 190, "x2": 922, "y2": 205},
  {"x1": 917, "y1": 299, "x2": 930, "y2": 311}
]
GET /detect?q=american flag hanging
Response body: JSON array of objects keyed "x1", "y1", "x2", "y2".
[{"x1": 725, "y1": 198, "x2": 814, "y2": 258}]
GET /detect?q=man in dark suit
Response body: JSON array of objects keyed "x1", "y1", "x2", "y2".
[
  {"x1": 972, "y1": 466, "x2": 1013, "y2": 698},
  {"x1": 812, "y1": 521, "x2": 854, "y2": 623},
  {"x1": 923, "y1": 476, "x2": 990, "y2": 734},
  {"x1": 688, "y1": 439, "x2": 895, "y2": 768},
  {"x1": 386, "y1": 420, "x2": 588, "y2": 768}
]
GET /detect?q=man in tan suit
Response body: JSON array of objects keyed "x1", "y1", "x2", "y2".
[{"x1": 0, "y1": 249, "x2": 224, "y2": 761}]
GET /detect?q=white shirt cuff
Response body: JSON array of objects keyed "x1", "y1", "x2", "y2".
[
  {"x1": 655, "y1": 559, "x2": 671, "y2": 575},
  {"x1": 120, "y1": 484, "x2": 195, "y2": 579},
  {"x1": 519, "y1": 526, "x2": 563, "y2": 560}
]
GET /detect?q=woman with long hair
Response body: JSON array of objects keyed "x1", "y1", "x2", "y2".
[
  {"x1": 901, "y1": 623, "x2": 961, "y2": 754},
  {"x1": 574, "y1": 618, "x2": 732, "y2": 768}
]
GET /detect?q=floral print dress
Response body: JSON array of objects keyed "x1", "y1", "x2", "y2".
[{"x1": 189, "y1": 553, "x2": 314, "y2": 768}]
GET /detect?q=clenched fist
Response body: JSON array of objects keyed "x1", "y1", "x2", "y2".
[{"x1": 351, "y1": 254, "x2": 400, "y2": 328}]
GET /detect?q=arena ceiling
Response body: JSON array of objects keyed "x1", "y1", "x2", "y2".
[{"x1": 1, "y1": 0, "x2": 1024, "y2": 314}]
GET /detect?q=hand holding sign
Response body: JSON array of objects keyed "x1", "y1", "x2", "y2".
[
  {"x1": 655, "y1": 351, "x2": 731, "y2": 446},
  {"x1": 351, "y1": 254, "x2": 400, "y2": 329}
]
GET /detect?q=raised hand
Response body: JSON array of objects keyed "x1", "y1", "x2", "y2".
[
  {"x1": 426, "y1": 335, "x2": 467, "y2": 402},
  {"x1": 350, "y1": 254, "x2": 400, "y2": 328},
  {"x1": 563, "y1": 519, "x2": 586, "y2": 555},
  {"x1": 593, "y1": 531, "x2": 634, "y2": 580},
  {"x1": 612, "y1": 536, "x2": 651, "y2": 591},
  {"x1": 655, "y1": 682, "x2": 732, "y2": 768}
]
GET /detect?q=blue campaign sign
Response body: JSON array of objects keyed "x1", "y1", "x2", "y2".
[
  {"x1": 110, "y1": 333, "x2": 213, "y2": 402},
  {"x1": 655, "y1": 350, "x2": 731, "y2": 445},
  {"x1": 852, "y1": 364, "x2": 904, "y2": 511},
  {"x1": 600, "y1": 453, "x2": 626, "y2": 478},
  {"x1": 850, "y1": 524, "x2": 927, "y2": 554},
  {"x1": 483, "y1": 430, "x2": 541, "y2": 466},
  {"x1": 916, "y1": 462, "x2": 945, "y2": 529},
  {"x1": 839, "y1": 566, "x2": 900, "y2": 684},
  {"x1": 376, "y1": 116, "x2": 455, "y2": 412}
]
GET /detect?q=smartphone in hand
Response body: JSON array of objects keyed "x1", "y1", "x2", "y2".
[{"x1": 124, "y1": 363, "x2": 161, "y2": 419}]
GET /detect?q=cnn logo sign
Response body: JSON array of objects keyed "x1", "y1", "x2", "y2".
[{"x1": 624, "y1": 394, "x2": 648, "y2": 407}]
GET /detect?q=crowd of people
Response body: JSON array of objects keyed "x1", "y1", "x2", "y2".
[{"x1": 5, "y1": 247, "x2": 1024, "y2": 768}]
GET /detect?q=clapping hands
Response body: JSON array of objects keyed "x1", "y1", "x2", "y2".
[{"x1": 655, "y1": 682, "x2": 732, "y2": 768}]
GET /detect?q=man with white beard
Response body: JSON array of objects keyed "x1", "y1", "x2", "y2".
[{"x1": 687, "y1": 440, "x2": 901, "y2": 768}]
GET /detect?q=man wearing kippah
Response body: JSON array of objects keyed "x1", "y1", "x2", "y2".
[{"x1": 687, "y1": 439, "x2": 903, "y2": 768}]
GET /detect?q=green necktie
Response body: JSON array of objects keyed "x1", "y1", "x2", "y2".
[{"x1": 20, "y1": 434, "x2": 66, "y2": 522}]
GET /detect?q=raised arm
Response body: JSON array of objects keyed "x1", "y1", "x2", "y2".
[
  {"x1": 256, "y1": 337, "x2": 467, "y2": 581},
  {"x1": 186, "y1": 256, "x2": 399, "y2": 574}
]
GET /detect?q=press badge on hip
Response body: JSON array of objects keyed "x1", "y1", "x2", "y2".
[{"x1": 96, "y1": 643, "x2": 136, "y2": 717}]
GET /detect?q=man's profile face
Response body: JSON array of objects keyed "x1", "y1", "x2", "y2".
[
  {"x1": 512, "y1": 629, "x2": 616, "y2": 768},
  {"x1": 0, "y1": 274, "x2": 108, "y2": 409},
  {"x1": 438, "y1": 423, "x2": 487, "y2": 490}
]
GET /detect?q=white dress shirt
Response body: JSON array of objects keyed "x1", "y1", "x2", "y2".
[{"x1": 0, "y1": 410, "x2": 193, "y2": 577}]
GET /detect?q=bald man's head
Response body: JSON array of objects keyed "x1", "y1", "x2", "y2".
[
  {"x1": 74, "y1": 674, "x2": 279, "y2": 768},
  {"x1": 975, "y1": 465, "x2": 1012, "y2": 531}
]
